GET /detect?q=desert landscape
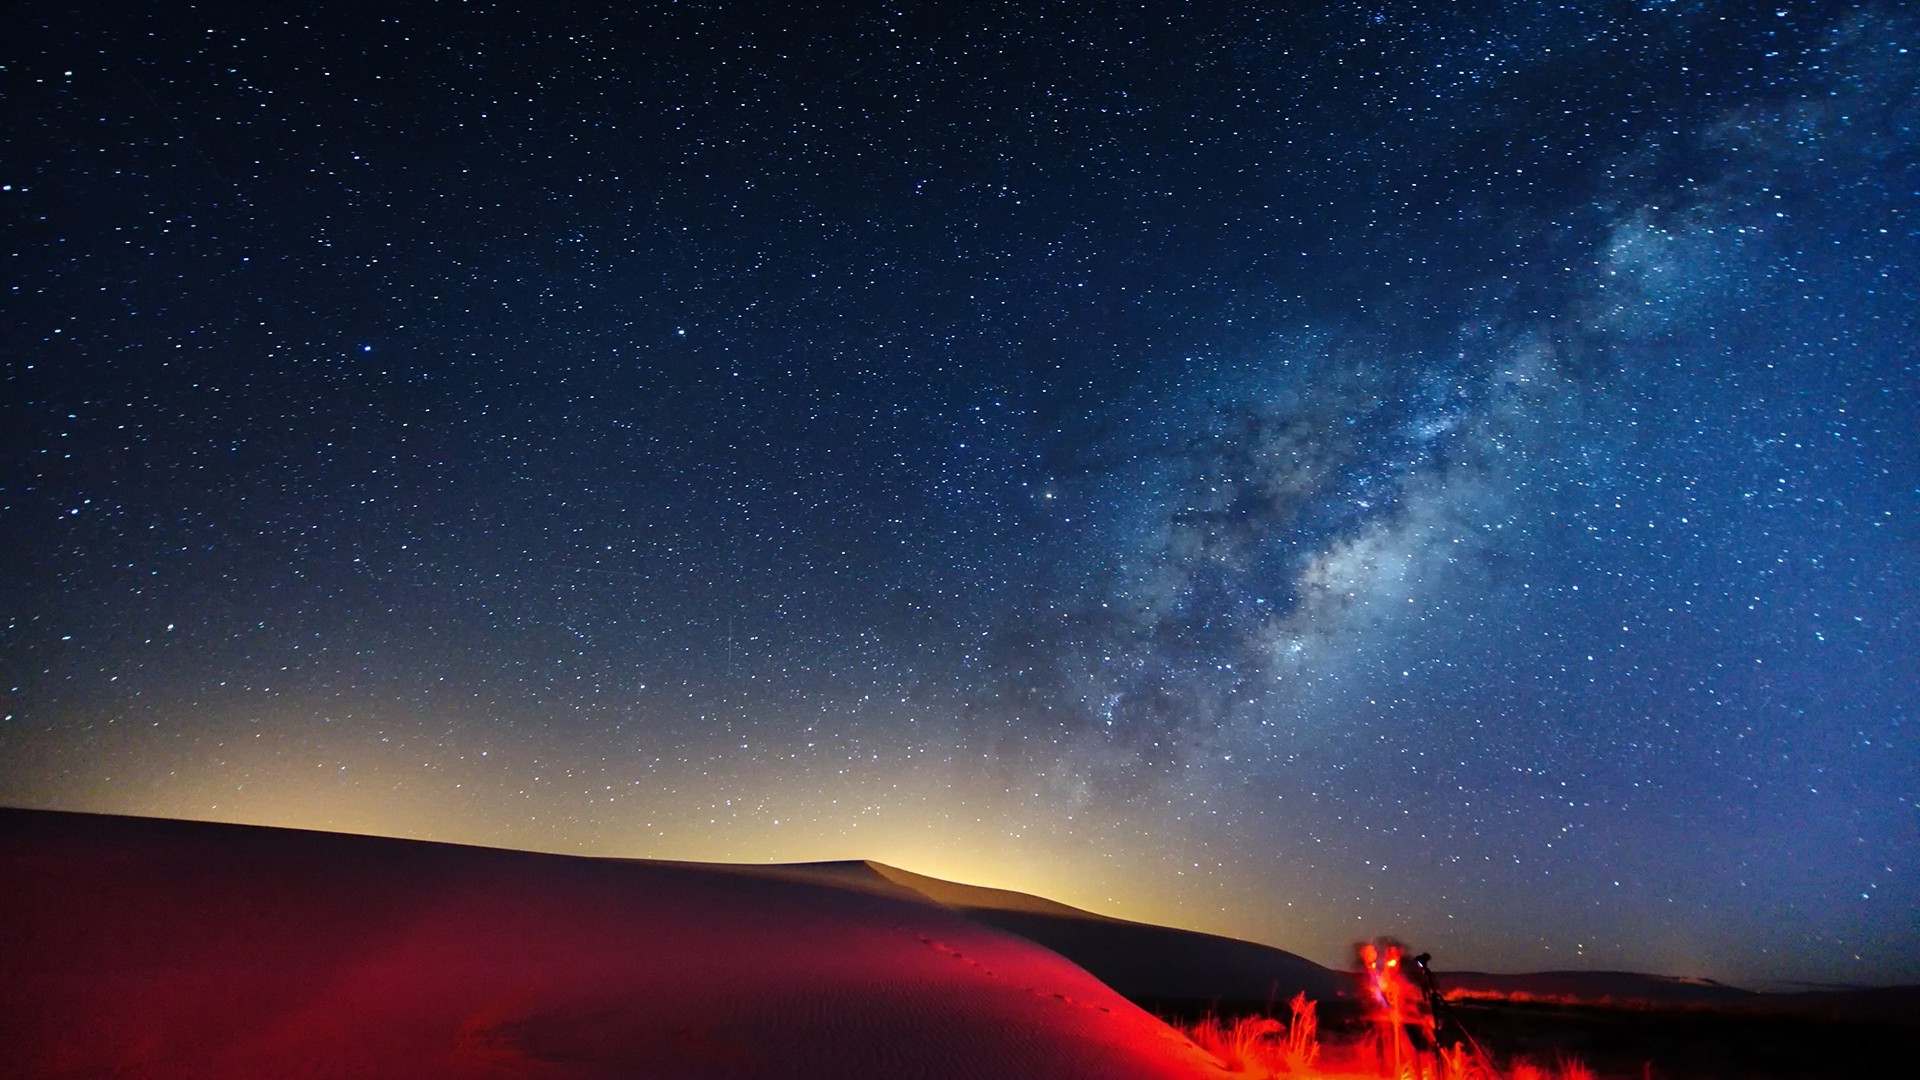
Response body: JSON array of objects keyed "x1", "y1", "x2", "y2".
[
  {"x1": 8, "y1": 2, "x2": 1917, "y2": 1077},
  {"x1": 3, "y1": 808, "x2": 1908, "y2": 1079}
]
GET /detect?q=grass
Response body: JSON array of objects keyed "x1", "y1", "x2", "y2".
[
  {"x1": 1182, "y1": 994, "x2": 1604, "y2": 1080},
  {"x1": 1505, "y1": 1059, "x2": 1597, "y2": 1080},
  {"x1": 1185, "y1": 992, "x2": 1320, "y2": 1076}
]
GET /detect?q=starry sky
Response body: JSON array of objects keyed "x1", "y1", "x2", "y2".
[{"x1": 4, "y1": 0, "x2": 1916, "y2": 988}]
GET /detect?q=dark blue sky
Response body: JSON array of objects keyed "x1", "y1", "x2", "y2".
[{"x1": 5, "y1": 0, "x2": 1916, "y2": 986}]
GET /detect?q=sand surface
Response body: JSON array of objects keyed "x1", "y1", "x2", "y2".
[{"x1": 1, "y1": 808, "x2": 1233, "y2": 1079}]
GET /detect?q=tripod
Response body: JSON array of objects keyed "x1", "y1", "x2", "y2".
[{"x1": 1411, "y1": 953, "x2": 1504, "y2": 1080}]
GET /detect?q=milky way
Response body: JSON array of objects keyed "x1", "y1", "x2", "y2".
[{"x1": 4, "y1": 1, "x2": 1916, "y2": 986}]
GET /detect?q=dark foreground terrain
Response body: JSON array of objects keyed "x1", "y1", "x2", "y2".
[
  {"x1": 1442, "y1": 995, "x2": 1915, "y2": 1080},
  {"x1": 1141, "y1": 987, "x2": 1917, "y2": 1080}
]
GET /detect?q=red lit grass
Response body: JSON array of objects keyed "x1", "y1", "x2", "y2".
[
  {"x1": 1504, "y1": 1059, "x2": 1598, "y2": 1080},
  {"x1": 1187, "y1": 1015, "x2": 1287, "y2": 1074},
  {"x1": 1184, "y1": 993, "x2": 1319, "y2": 1076},
  {"x1": 1184, "y1": 994, "x2": 1603, "y2": 1080}
]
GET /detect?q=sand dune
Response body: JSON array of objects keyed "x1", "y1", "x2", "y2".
[{"x1": 0, "y1": 808, "x2": 1227, "y2": 1079}]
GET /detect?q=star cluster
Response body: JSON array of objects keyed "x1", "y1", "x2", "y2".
[{"x1": 4, "y1": 1, "x2": 1916, "y2": 986}]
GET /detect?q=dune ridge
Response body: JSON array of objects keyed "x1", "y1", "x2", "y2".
[{"x1": 0, "y1": 808, "x2": 1224, "y2": 1079}]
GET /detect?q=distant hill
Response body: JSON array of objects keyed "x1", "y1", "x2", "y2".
[
  {"x1": 1435, "y1": 969, "x2": 1757, "y2": 1007},
  {"x1": 1436, "y1": 969, "x2": 1920, "y2": 1024}
]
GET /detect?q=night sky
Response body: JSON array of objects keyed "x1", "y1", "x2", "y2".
[{"x1": 5, "y1": 1, "x2": 1916, "y2": 988}]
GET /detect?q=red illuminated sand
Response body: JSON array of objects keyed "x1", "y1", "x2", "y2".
[{"x1": 0, "y1": 808, "x2": 1257, "y2": 1079}]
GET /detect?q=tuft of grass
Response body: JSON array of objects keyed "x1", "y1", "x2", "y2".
[
  {"x1": 1553, "y1": 1055, "x2": 1597, "y2": 1080},
  {"x1": 1188, "y1": 1014, "x2": 1286, "y2": 1073},
  {"x1": 1184, "y1": 994, "x2": 1321, "y2": 1076},
  {"x1": 1284, "y1": 991, "x2": 1320, "y2": 1071},
  {"x1": 1507, "y1": 1055, "x2": 1598, "y2": 1080}
]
